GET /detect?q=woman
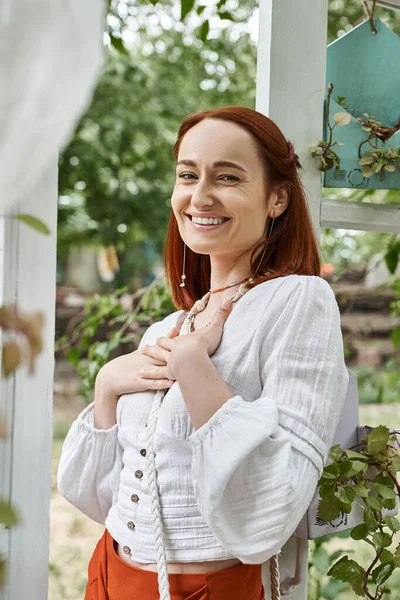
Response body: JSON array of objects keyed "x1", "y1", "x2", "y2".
[{"x1": 57, "y1": 106, "x2": 349, "y2": 600}]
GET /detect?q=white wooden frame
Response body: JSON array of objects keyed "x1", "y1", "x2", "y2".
[
  {"x1": 0, "y1": 164, "x2": 58, "y2": 600},
  {"x1": 256, "y1": 1, "x2": 329, "y2": 597}
]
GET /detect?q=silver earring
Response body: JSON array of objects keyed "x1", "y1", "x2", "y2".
[
  {"x1": 252, "y1": 215, "x2": 275, "y2": 278},
  {"x1": 179, "y1": 243, "x2": 187, "y2": 287}
]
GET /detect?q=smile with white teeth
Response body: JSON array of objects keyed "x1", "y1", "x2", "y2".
[{"x1": 191, "y1": 216, "x2": 228, "y2": 225}]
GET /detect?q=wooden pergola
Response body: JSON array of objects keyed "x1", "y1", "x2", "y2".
[{"x1": 0, "y1": 1, "x2": 399, "y2": 599}]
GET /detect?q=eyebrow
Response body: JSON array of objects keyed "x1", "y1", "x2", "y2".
[{"x1": 176, "y1": 159, "x2": 247, "y2": 174}]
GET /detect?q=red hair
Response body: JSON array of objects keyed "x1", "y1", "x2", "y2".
[{"x1": 164, "y1": 106, "x2": 322, "y2": 311}]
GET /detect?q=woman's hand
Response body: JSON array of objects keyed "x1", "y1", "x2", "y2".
[
  {"x1": 95, "y1": 326, "x2": 180, "y2": 403},
  {"x1": 141, "y1": 300, "x2": 234, "y2": 381}
]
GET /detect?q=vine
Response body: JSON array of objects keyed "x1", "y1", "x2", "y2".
[
  {"x1": 55, "y1": 275, "x2": 174, "y2": 401},
  {"x1": 317, "y1": 425, "x2": 400, "y2": 598}
]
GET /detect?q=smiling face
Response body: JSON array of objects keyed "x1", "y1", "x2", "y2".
[{"x1": 171, "y1": 119, "x2": 279, "y2": 267}]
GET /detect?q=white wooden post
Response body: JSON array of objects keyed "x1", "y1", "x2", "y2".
[
  {"x1": 256, "y1": 1, "x2": 328, "y2": 597},
  {"x1": 256, "y1": 1, "x2": 400, "y2": 597},
  {"x1": 0, "y1": 163, "x2": 58, "y2": 600}
]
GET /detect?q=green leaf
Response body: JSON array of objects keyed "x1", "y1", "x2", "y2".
[
  {"x1": 394, "y1": 542, "x2": 400, "y2": 567},
  {"x1": 366, "y1": 495, "x2": 383, "y2": 510},
  {"x1": 384, "y1": 163, "x2": 397, "y2": 172},
  {"x1": 321, "y1": 463, "x2": 340, "y2": 479},
  {"x1": 0, "y1": 500, "x2": 19, "y2": 527},
  {"x1": 318, "y1": 496, "x2": 341, "y2": 522},
  {"x1": 199, "y1": 20, "x2": 210, "y2": 43},
  {"x1": 337, "y1": 499, "x2": 353, "y2": 514},
  {"x1": 382, "y1": 497, "x2": 396, "y2": 510},
  {"x1": 385, "y1": 243, "x2": 400, "y2": 275},
  {"x1": 383, "y1": 516, "x2": 400, "y2": 533},
  {"x1": 365, "y1": 507, "x2": 379, "y2": 532},
  {"x1": 218, "y1": 10, "x2": 236, "y2": 20},
  {"x1": 13, "y1": 214, "x2": 50, "y2": 235},
  {"x1": 351, "y1": 482, "x2": 369, "y2": 497},
  {"x1": 367, "y1": 425, "x2": 390, "y2": 455},
  {"x1": 109, "y1": 34, "x2": 129, "y2": 56},
  {"x1": 379, "y1": 549, "x2": 396, "y2": 565},
  {"x1": 345, "y1": 449, "x2": 368, "y2": 461},
  {"x1": 319, "y1": 481, "x2": 336, "y2": 498},
  {"x1": 373, "y1": 562, "x2": 395, "y2": 586},
  {"x1": 372, "y1": 532, "x2": 392, "y2": 549},
  {"x1": 180, "y1": 0, "x2": 196, "y2": 20},
  {"x1": 373, "y1": 482, "x2": 396, "y2": 500},
  {"x1": 328, "y1": 444, "x2": 343, "y2": 462},
  {"x1": 339, "y1": 460, "x2": 367, "y2": 477},
  {"x1": 392, "y1": 453, "x2": 400, "y2": 471},
  {"x1": 358, "y1": 155, "x2": 375, "y2": 165},
  {"x1": 373, "y1": 472, "x2": 395, "y2": 487},
  {"x1": 351, "y1": 523, "x2": 369, "y2": 540},
  {"x1": 350, "y1": 579, "x2": 364, "y2": 597},
  {"x1": 361, "y1": 165, "x2": 375, "y2": 177},
  {"x1": 312, "y1": 546, "x2": 331, "y2": 573},
  {"x1": 196, "y1": 5, "x2": 206, "y2": 15},
  {"x1": 327, "y1": 555, "x2": 365, "y2": 585},
  {"x1": 342, "y1": 486, "x2": 357, "y2": 502},
  {"x1": 66, "y1": 347, "x2": 80, "y2": 367}
]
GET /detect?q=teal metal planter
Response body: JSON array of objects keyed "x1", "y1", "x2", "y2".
[{"x1": 323, "y1": 17, "x2": 400, "y2": 189}]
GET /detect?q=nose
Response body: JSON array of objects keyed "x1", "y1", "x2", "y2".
[{"x1": 189, "y1": 176, "x2": 215, "y2": 209}]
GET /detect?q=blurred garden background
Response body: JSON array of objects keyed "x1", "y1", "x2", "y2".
[{"x1": 50, "y1": 0, "x2": 400, "y2": 598}]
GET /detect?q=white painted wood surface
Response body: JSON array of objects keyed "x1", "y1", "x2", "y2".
[
  {"x1": 0, "y1": 164, "x2": 58, "y2": 600},
  {"x1": 256, "y1": 0, "x2": 328, "y2": 597},
  {"x1": 322, "y1": 198, "x2": 400, "y2": 233}
]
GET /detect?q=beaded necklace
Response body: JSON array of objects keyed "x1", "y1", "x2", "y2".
[{"x1": 180, "y1": 275, "x2": 256, "y2": 335}]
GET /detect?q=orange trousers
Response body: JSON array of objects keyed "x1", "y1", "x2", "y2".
[{"x1": 84, "y1": 528, "x2": 265, "y2": 600}]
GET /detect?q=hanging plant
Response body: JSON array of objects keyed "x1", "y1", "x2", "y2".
[
  {"x1": 309, "y1": 83, "x2": 350, "y2": 176},
  {"x1": 310, "y1": 83, "x2": 400, "y2": 182},
  {"x1": 317, "y1": 425, "x2": 400, "y2": 598}
]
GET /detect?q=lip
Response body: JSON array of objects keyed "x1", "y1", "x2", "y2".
[{"x1": 186, "y1": 214, "x2": 230, "y2": 231}]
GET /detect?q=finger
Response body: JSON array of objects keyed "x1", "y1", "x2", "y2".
[
  {"x1": 154, "y1": 335, "x2": 174, "y2": 351},
  {"x1": 142, "y1": 344, "x2": 170, "y2": 364},
  {"x1": 166, "y1": 327, "x2": 179, "y2": 338},
  {"x1": 139, "y1": 365, "x2": 170, "y2": 379},
  {"x1": 210, "y1": 298, "x2": 234, "y2": 328},
  {"x1": 146, "y1": 378, "x2": 175, "y2": 389}
]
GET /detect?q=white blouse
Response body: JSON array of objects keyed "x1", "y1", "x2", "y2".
[{"x1": 57, "y1": 274, "x2": 349, "y2": 565}]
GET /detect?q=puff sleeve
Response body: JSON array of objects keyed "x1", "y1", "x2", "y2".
[
  {"x1": 57, "y1": 322, "x2": 156, "y2": 524},
  {"x1": 188, "y1": 276, "x2": 349, "y2": 564}
]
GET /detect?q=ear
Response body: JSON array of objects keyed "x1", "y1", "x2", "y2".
[{"x1": 269, "y1": 184, "x2": 289, "y2": 218}]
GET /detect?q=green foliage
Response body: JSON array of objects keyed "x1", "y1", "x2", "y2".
[
  {"x1": 359, "y1": 146, "x2": 400, "y2": 181},
  {"x1": 317, "y1": 427, "x2": 400, "y2": 598},
  {"x1": 58, "y1": 276, "x2": 175, "y2": 401},
  {"x1": 58, "y1": 6, "x2": 257, "y2": 279},
  {"x1": 308, "y1": 532, "x2": 351, "y2": 600},
  {"x1": 12, "y1": 214, "x2": 51, "y2": 235}
]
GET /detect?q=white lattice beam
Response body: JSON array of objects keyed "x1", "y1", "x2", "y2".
[{"x1": 321, "y1": 199, "x2": 400, "y2": 233}]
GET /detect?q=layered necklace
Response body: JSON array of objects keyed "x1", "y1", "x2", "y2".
[{"x1": 180, "y1": 273, "x2": 270, "y2": 335}]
